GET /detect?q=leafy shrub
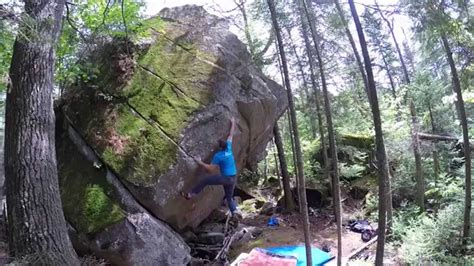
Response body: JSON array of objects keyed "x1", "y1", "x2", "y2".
[{"x1": 396, "y1": 202, "x2": 470, "y2": 264}]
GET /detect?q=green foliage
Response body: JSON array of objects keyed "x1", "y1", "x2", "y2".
[
  {"x1": 56, "y1": 0, "x2": 146, "y2": 88},
  {"x1": 395, "y1": 202, "x2": 471, "y2": 263},
  {"x1": 340, "y1": 162, "x2": 365, "y2": 180},
  {"x1": 0, "y1": 21, "x2": 15, "y2": 91}
]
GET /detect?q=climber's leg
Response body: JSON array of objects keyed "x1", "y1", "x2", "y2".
[
  {"x1": 188, "y1": 175, "x2": 226, "y2": 198},
  {"x1": 223, "y1": 176, "x2": 237, "y2": 213}
]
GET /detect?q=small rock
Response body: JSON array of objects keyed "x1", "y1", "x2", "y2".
[
  {"x1": 182, "y1": 231, "x2": 198, "y2": 243},
  {"x1": 259, "y1": 202, "x2": 275, "y2": 216},
  {"x1": 196, "y1": 232, "x2": 225, "y2": 245}
]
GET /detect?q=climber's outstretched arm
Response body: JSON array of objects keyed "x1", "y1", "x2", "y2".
[
  {"x1": 227, "y1": 117, "x2": 236, "y2": 142},
  {"x1": 194, "y1": 157, "x2": 219, "y2": 173}
]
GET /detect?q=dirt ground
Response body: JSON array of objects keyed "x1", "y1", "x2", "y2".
[
  {"x1": 231, "y1": 211, "x2": 369, "y2": 262},
  {"x1": 230, "y1": 195, "x2": 400, "y2": 265}
]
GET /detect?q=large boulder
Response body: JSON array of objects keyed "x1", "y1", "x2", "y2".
[{"x1": 56, "y1": 4, "x2": 286, "y2": 262}]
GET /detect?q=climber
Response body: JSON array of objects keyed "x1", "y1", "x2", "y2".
[{"x1": 181, "y1": 117, "x2": 242, "y2": 218}]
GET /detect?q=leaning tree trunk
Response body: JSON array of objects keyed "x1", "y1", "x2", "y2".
[
  {"x1": 375, "y1": 1, "x2": 410, "y2": 84},
  {"x1": 380, "y1": 48, "x2": 397, "y2": 100},
  {"x1": 5, "y1": 0, "x2": 79, "y2": 264},
  {"x1": 349, "y1": 1, "x2": 390, "y2": 264},
  {"x1": 274, "y1": 124, "x2": 295, "y2": 212},
  {"x1": 409, "y1": 100, "x2": 425, "y2": 212},
  {"x1": 441, "y1": 34, "x2": 471, "y2": 247},
  {"x1": 300, "y1": 0, "x2": 342, "y2": 264},
  {"x1": 334, "y1": 0, "x2": 369, "y2": 95},
  {"x1": 276, "y1": 48, "x2": 299, "y2": 180},
  {"x1": 287, "y1": 29, "x2": 317, "y2": 138},
  {"x1": 297, "y1": 1, "x2": 331, "y2": 195},
  {"x1": 267, "y1": 0, "x2": 313, "y2": 263}
]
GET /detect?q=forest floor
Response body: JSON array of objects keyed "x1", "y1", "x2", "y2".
[{"x1": 230, "y1": 196, "x2": 400, "y2": 265}]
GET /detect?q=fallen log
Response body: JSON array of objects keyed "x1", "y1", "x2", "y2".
[
  {"x1": 417, "y1": 133, "x2": 459, "y2": 142},
  {"x1": 346, "y1": 236, "x2": 378, "y2": 261}
]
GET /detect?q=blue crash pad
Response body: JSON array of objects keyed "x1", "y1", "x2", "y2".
[{"x1": 265, "y1": 246, "x2": 332, "y2": 266}]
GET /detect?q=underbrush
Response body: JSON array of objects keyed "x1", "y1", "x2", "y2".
[{"x1": 391, "y1": 201, "x2": 473, "y2": 264}]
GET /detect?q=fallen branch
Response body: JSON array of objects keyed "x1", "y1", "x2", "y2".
[
  {"x1": 346, "y1": 236, "x2": 378, "y2": 261},
  {"x1": 214, "y1": 229, "x2": 238, "y2": 262}
]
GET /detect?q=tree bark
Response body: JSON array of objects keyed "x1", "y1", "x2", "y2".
[
  {"x1": 334, "y1": 0, "x2": 369, "y2": 96},
  {"x1": 409, "y1": 100, "x2": 425, "y2": 212},
  {"x1": 300, "y1": 0, "x2": 342, "y2": 264},
  {"x1": 297, "y1": 2, "x2": 331, "y2": 195},
  {"x1": 349, "y1": 1, "x2": 390, "y2": 264},
  {"x1": 375, "y1": 1, "x2": 410, "y2": 84},
  {"x1": 267, "y1": 0, "x2": 312, "y2": 263},
  {"x1": 274, "y1": 124, "x2": 295, "y2": 211},
  {"x1": 441, "y1": 34, "x2": 471, "y2": 246},
  {"x1": 5, "y1": 0, "x2": 79, "y2": 264}
]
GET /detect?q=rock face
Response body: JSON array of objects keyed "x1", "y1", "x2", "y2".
[{"x1": 56, "y1": 5, "x2": 286, "y2": 264}]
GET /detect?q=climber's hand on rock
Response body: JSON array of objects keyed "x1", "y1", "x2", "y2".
[{"x1": 193, "y1": 156, "x2": 202, "y2": 164}]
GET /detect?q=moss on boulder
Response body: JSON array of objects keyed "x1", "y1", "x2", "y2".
[
  {"x1": 56, "y1": 123, "x2": 125, "y2": 234},
  {"x1": 339, "y1": 133, "x2": 374, "y2": 150},
  {"x1": 59, "y1": 5, "x2": 288, "y2": 231}
]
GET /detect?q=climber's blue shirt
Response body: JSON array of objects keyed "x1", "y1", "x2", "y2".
[{"x1": 211, "y1": 140, "x2": 237, "y2": 177}]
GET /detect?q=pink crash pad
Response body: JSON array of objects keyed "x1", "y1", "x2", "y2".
[{"x1": 238, "y1": 248, "x2": 297, "y2": 266}]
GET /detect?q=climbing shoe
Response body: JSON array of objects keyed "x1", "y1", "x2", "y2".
[
  {"x1": 232, "y1": 209, "x2": 243, "y2": 220},
  {"x1": 180, "y1": 191, "x2": 192, "y2": 200}
]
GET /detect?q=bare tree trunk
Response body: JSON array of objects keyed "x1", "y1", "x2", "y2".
[
  {"x1": 276, "y1": 45, "x2": 299, "y2": 180},
  {"x1": 380, "y1": 47, "x2": 397, "y2": 99},
  {"x1": 274, "y1": 124, "x2": 295, "y2": 211},
  {"x1": 349, "y1": 1, "x2": 390, "y2": 264},
  {"x1": 441, "y1": 34, "x2": 471, "y2": 247},
  {"x1": 287, "y1": 29, "x2": 318, "y2": 139},
  {"x1": 375, "y1": 1, "x2": 410, "y2": 84},
  {"x1": 267, "y1": 0, "x2": 312, "y2": 263},
  {"x1": 273, "y1": 140, "x2": 283, "y2": 192},
  {"x1": 235, "y1": 0, "x2": 255, "y2": 57},
  {"x1": 5, "y1": 0, "x2": 79, "y2": 264},
  {"x1": 428, "y1": 103, "x2": 440, "y2": 183},
  {"x1": 297, "y1": 2, "x2": 331, "y2": 195},
  {"x1": 409, "y1": 100, "x2": 425, "y2": 212},
  {"x1": 300, "y1": 0, "x2": 341, "y2": 264},
  {"x1": 334, "y1": 0, "x2": 369, "y2": 95}
]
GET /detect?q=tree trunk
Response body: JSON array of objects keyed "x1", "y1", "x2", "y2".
[
  {"x1": 380, "y1": 47, "x2": 397, "y2": 99},
  {"x1": 428, "y1": 103, "x2": 440, "y2": 186},
  {"x1": 276, "y1": 45, "x2": 299, "y2": 180},
  {"x1": 349, "y1": 1, "x2": 390, "y2": 264},
  {"x1": 409, "y1": 100, "x2": 425, "y2": 212},
  {"x1": 262, "y1": 157, "x2": 268, "y2": 186},
  {"x1": 5, "y1": 0, "x2": 79, "y2": 264},
  {"x1": 274, "y1": 124, "x2": 295, "y2": 211},
  {"x1": 267, "y1": 0, "x2": 312, "y2": 263},
  {"x1": 297, "y1": 2, "x2": 331, "y2": 195},
  {"x1": 300, "y1": 0, "x2": 341, "y2": 264},
  {"x1": 273, "y1": 140, "x2": 283, "y2": 192},
  {"x1": 334, "y1": 0, "x2": 369, "y2": 96},
  {"x1": 236, "y1": 0, "x2": 255, "y2": 57},
  {"x1": 441, "y1": 34, "x2": 471, "y2": 247},
  {"x1": 375, "y1": 1, "x2": 410, "y2": 84},
  {"x1": 287, "y1": 28, "x2": 318, "y2": 139}
]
